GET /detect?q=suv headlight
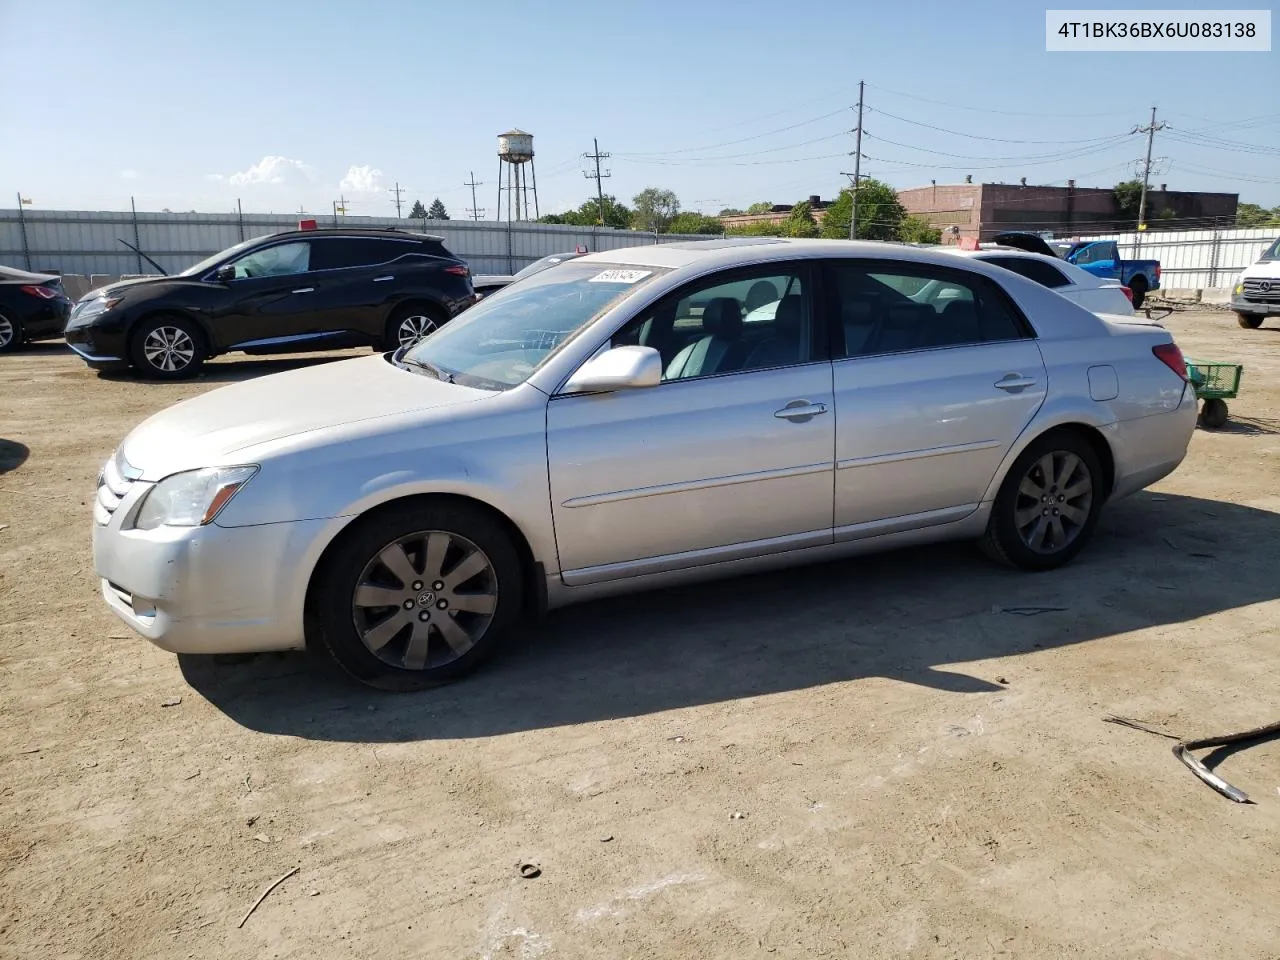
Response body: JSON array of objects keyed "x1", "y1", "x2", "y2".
[
  {"x1": 72, "y1": 296, "x2": 123, "y2": 321},
  {"x1": 133, "y1": 466, "x2": 258, "y2": 530}
]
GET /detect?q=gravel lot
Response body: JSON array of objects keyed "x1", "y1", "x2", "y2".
[{"x1": 2, "y1": 309, "x2": 1279, "y2": 960}]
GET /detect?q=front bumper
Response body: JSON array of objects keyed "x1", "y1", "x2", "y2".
[
  {"x1": 64, "y1": 322, "x2": 129, "y2": 368},
  {"x1": 1231, "y1": 297, "x2": 1280, "y2": 317},
  {"x1": 93, "y1": 510, "x2": 330, "y2": 655}
]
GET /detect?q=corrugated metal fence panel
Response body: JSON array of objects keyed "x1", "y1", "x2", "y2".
[
  {"x1": 0, "y1": 208, "x2": 709, "y2": 279},
  {"x1": 1076, "y1": 227, "x2": 1277, "y2": 289}
]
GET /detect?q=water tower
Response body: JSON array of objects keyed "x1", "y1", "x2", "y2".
[{"x1": 496, "y1": 129, "x2": 539, "y2": 222}]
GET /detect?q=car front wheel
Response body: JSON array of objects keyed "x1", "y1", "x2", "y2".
[
  {"x1": 312, "y1": 501, "x2": 523, "y2": 690},
  {"x1": 130, "y1": 315, "x2": 206, "y2": 379},
  {"x1": 385, "y1": 305, "x2": 446, "y2": 352},
  {"x1": 1235, "y1": 313, "x2": 1263, "y2": 329},
  {"x1": 981, "y1": 431, "x2": 1104, "y2": 571}
]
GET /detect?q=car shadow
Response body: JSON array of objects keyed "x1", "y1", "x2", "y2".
[
  {"x1": 95, "y1": 354, "x2": 351, "y2": 385},
  {"x1": 180, "y1": 491, "x2": 1280, "y2": 742},
  {"x1": 19, "y1": 341, "x2": 68, "y2": 355},
  {"x1": 1207, "y1": 416, "x2": 1280, "y2": 437},
  {"x1": 0, "y1": 439, "x2": 30, "y2": 475}
]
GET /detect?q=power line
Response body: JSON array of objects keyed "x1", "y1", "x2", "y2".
[
  {"x1": 618, "y1": 107, "x2": 849, "y2": 157},
  {"x1": 866, "y1": 107, "x2": 1128, "y2": 145},
  {"x1": 862, "y1": 131, "x2": 1131, "y2": 163},
  {"x1": 615, "y1": 132, "x2": 849, "y2": 164},
  {"x1": 864, "y1": 81, "x2": 1137, "y2": 119}
]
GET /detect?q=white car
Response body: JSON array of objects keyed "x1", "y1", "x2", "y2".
[{"x1": 945, "y1": 247, "x2": 1135, "y2": 315}]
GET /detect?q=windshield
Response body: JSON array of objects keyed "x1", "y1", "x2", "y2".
[
  {"x1": 177, "y1": 235, "x2": 272, "y2": 277},
  {"x1": 511, "y1": 252, "x2": 582, "y2": 281},
  {"x1": 402, "y1": 261, "x2": 667, "y2": 390},
  {"x1": 1261, "y1": 237, "x2": 1280, "y2": 261}
]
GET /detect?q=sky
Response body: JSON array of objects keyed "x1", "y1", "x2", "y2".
[{"x1": 1, "y1": 0, "x2": 1277, "y2": 219}]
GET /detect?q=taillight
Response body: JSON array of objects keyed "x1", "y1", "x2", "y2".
[
  {"x1": 1154, "y1": 265, "x2": 1161, "y2": 280},
  {"x1": 20, "y1": 285, "x2": 59, "y2": 300},
  {"x1": 1120, "y1": 286, "x2": 1133, "y2": 305},
  {"x1": 1152, "y1": 343, "x2": 1187, "y2": 381},
  {"x1": 444, "y1": 265, "x2": 469, "y2": 277}
]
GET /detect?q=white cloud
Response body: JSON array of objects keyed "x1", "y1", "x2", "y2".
[
  {"x1": 119, "y1": 169, "x2": 140, "y2": 181},
  {"x1": 339, "y1": 164, "x2": 385, "y2": 194},
  {"x1": 220, "y1": 155, "x2": 316, "y2": 187}
]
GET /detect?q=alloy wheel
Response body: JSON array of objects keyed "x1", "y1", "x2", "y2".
[
  {"x1": 143, "y1": 325, "x2": 196, "y2": 372},
  {"x1": 1013, "y1": 450, "x2": 1094, "y2": 555},
  {"x1": 0, "y1": 315, "x2": 14, "y2": 348},
  {"x1": 397, "y1": 315, "x2": 437, "y2": 347},
  {"x1": 351, "y1": 530, "x2": 499, "y2": 671}
]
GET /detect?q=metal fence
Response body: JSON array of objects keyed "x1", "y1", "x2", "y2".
[
  {"x1": 0, "y1": 207, "x2": 713, "y2": 279},
  {"x1": 1075, "y1": 226, "x2": 1277, "y2": 290}
]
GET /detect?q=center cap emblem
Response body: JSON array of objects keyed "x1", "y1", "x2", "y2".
[{"x1": 417, "y1": 591, "x2": 435, "y2": 606}]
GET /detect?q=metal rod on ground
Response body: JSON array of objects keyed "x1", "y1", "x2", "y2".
[
  {"x1": 130, "y1": 196, "x2": 143, "y2": 273},
  {"x1": 850, "y1": 79, "x2": 864, "y2": 241}
]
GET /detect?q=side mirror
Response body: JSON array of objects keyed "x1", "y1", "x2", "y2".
[
  {"x1": 561, "y1": 345, "x2": 662, "y2": 394},
  {"x1": 215, "y1": 264, "x2": 236, "y2": 282}
]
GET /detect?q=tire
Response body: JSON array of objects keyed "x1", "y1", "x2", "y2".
[
  {"x1": 0, "y1": 312, "x2": 23, "y2": 353},
  {"x1": 384, "y1": 304, "x2": 446, "y2": 352},
  {"x1": 1235, "y1": 313, "x2": 1263, "y2": 329},
  {"x1": 312, "y1": 501, "x2": 524, "y2": 690},
  {"x1": 1128, "y1": 277, "x2": 1147, "y2": 310},
  {"x1": 1199, "y1": 398, "x2": 1229, "y2": 430},
  {"x1": 130, "y1": 315, "x2": 206, "y2": 379},
  {"x1": 980, "y1": 430, "x2": 1104, "y2": 572}
]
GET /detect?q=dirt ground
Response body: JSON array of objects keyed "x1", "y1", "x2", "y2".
[{"x1": 2, "y1": 309, "x2": 1279, "y2": 960}]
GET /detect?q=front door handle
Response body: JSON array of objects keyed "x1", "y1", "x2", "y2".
[
  {"x1": 291, "y1": 287, "x2": 315, "y2": 294},
  {"x1": 774, "y1": 399, "x2": 828, "y2": 422},
  {"x1": 994, "y1": 374, "x2": 1037, "y2": 392},
  {"x1": 372, "y1": 275, "x2": 395, "y2": 282}
]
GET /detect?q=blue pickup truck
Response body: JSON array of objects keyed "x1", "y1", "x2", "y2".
[{"x1": 993, "y1": 233, "x2": 1162, "y2": 308}]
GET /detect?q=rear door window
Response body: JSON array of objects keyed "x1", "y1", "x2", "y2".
[{"x1": 309, "y1": 238, "x2": 416, "y2": 271}]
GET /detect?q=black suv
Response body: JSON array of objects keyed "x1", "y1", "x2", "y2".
[{"x1": 63, "y1": 228, "x2": 476, "y2": 379}]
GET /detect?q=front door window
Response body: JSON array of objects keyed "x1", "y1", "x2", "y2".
[{"x1": 229, "y1": 241, "x2": 311, "y2": 279}]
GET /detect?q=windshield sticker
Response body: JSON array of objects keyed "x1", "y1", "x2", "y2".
[{"x1": 588, "y1": 269, "x2": 652, "y2": 284}]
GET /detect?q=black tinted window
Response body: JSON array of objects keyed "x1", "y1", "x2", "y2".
[
  {"x1": 982, "y1": 256, "x2": 1071, "y2": 289},
  {"x1": 827, "y1": 260, "x2": 1027, "y2": 358},
  {"x1": 309, "y1": 238, "x2": 415, "y2": 271}
]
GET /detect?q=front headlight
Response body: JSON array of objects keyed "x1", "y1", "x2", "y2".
[
  {"x1": 72, "y1": 296, "x2": 123, "y2": 321},
  {"x1": 1235, "y1": 283, "x2": 1244, "y2": 295},
  {"x1": 133, "y1": 466, "x2": 258, "y2": 530}
]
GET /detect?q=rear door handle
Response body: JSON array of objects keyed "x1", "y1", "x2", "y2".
[
  {"x1": 774, "y1": 400, "x2": 828, "y2": 422},
  {"x1": 373, "y1": 275, "x2": 395, "y2": 282},
  {"x1": 291, "y1": 287, "x2": 315, "y2": 294},
  {"x1": 994, "y1": 374, "x2": 1037, "y2": 392}
]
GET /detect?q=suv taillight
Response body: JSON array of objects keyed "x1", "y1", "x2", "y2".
[
  {"x1": 1154, "y1": 264, "x2": 1161, "y2": 280},
  {"x1": 444, "y1": 265, "x2": 469, "y2": 277},
  {"x1": 20, "y1": 285, "x2": 59, "y2": 300},
  {"x1": 1152, "y1": 343, "x2": 1187, "y2": 381}
]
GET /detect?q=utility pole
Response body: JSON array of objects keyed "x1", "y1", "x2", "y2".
[
  {"x1": 464, "y1": 171, "x2": 485, "y2": 220},
  {"x1": 332, "y1": 196, "x2": 349, "y2": 226},
  {"x1": 390, "y1": 181, "x2": 405, "y2": 218},
  {"x1": 849, "y1": 79, "x2": 864, "y2": 241},
  {"x1": 583, "y1": 137, "x2": 611, "y2": 226},
  {"x1": 16, "y1": 192, "x2": 32, "y2": 269},
  {"x1": 1132, "y1": 106, "x2": 1166, "y2": 255}
]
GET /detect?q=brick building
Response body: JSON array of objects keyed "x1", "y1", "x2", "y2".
[
  {"x1": 719, "y1": 195, "x2": 836, "y2": 229},
  {"x1": 898, "y1": 180, "x2": 1239, "y2": 243}
]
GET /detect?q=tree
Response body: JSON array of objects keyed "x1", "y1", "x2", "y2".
[
  {"x1": 538, "y1": 195, "x2": 632, "y2": 229},
  {"x1": 631, "y1": 187, "x2": 681, "y2": 233},
  {"x1": 820, "y1": 178, "x2": 905, "y2": 241},
  {"x1": 725, "y1": 220, "x2": 785, "y2": 237},
  {"x1": 899, "y1": 215, "x2": 942, "y2": 245},
  {"x1": 1237, "y1": 202, "x2": 1280, "y2": 228},
  {"x1": 408, "y1": 199, "x2": 428, "y2": 219},
  {"x1": 718, "y1": 207, "x2": 744, "y2": 217},
  {"x1": 745, "y1": 201, "x2": 774, "y2": 215},
  {"x1": 669, "y1": 212, "x2": 724, "y2": 235},
  {"x1": 427, "y1": 198, "x2": 449, "y2": 220},
  {"x1": 1113, "y1": 180, "x2": 1144, "y2": 221},
  {"x1": 782, "y1": 200, "x2": 820, "y2": 238}
]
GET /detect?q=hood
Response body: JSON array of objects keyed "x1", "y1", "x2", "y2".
[
  {"x1": 121, "y1": 353, "x2": 493, "y2": 479},
  {"x1": 1240, "y1": 259, "x2": 1280, "y2": 281},
  {"x1": 83, "y1": 275, "x2": 169, "y2": 300}
]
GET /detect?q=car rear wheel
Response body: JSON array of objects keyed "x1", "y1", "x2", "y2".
[
  {"x1": 981, "y1": 431, "x2": 1104, "y2": 571},
  {"x1": 385, "y1": 305, "x2": 446, "y2": 351},
  {"x1": 312, "y1": 501, "x2": 523, "y2": 690},
  {"x1": 1128, "y1": 277, "x2": 1148, "y2": 309},
  {"x1": 1235, "y1": 313, "x2": 1263, "y2": 329},
  {"x1": 130, "y1": 315, "x2": 206, "y2": 379},
  {"x1": 0, "y1": 312, "x2": 23, "y2": 352}
]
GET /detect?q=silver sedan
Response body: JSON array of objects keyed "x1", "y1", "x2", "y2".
[{"x1": 92, "y1": 239, "x2": 1197, "y2": 688}]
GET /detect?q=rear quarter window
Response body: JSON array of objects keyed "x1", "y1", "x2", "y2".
[{"x1": 982, "y1": 256, "x2": 1072, "y2": 289}]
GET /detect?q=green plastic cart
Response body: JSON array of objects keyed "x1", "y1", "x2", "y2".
[{"x1": 1185, "y1": 359, "x2": 1244, "y2": 429}]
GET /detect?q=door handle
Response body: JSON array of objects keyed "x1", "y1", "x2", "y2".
[
  {"x1": 994, "y1": 374, "x2": 1037, "y2": 392},
  {"x1": 372, "y1": 275, "x2": 395, "y2": 282},
  {"x1": 774, "y1": 400, "x2": 828, "y2": 421},
  {"x1": 291, "y1": 287, "x2": 315, "y2": 294}
]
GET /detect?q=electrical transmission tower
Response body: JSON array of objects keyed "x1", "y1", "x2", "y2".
[{"x1": 583, "y1": 138, "x2": 611, "y2": 226}]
